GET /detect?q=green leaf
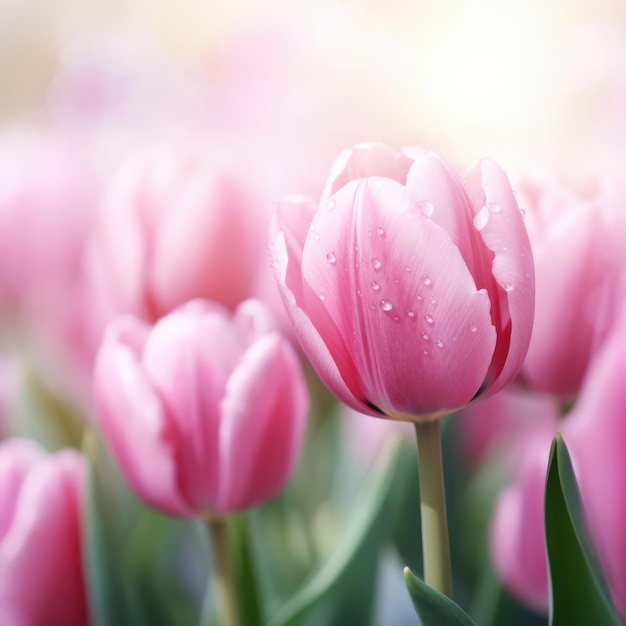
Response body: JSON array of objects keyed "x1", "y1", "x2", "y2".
[
  {"x1": 267, "y1": 439, "x2": 413, "y2": 626},
  {"x1": 545, "y1": 433, "x2": 621, "y2": 626},
  {"x1": 403, "y1": 567, "x2": 477, "y2": 626}
]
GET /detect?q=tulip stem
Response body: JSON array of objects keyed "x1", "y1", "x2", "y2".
[
  {"x1": 206, "y1": 514, "x2": 240, "y2": 626},
  {"x1": 414, "y1": 419, "x2": 452, "y2": 598}
]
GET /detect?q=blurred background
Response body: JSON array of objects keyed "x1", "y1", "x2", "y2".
[{"x1": 2, "y1": 0, "x2": 626, "y2": 183}]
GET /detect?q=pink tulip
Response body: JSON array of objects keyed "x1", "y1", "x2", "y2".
[
  {"x1": 91, "y1": 145, "x2": 266, "y2": 322},
  {"x1": 269, "y1": 143, "x2": 534, "y2": 422},
  {"x1": 566, "y1": 309, "x2": 626, "y2": 621},
  {"x1": 94, "y1": 299, "x2": 309, "y2": 515},
  {"x1": 519, "y1": 173, "x2": 626, "y2": 396},
  {"x1": 0, "y1": 128, "x2": 93, "y2": 303},
  {"x1": 0, "y1": 438, "x2": 87, "y2": 625},
  {"x1": 490, "y1": 308, "x2": 626, "y2": 619}
]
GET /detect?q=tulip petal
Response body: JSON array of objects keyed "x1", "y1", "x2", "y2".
[
  {"x1": 465, "y1": 159, "x2": 535, "y2": 395},
  {"x1": 94, "y1": 316, "x2": 191, "y2": 515},
  {"x1": 0, "y1": 451, "x2": 87, "y2": 625},
  {"x1": 270, "y1": 197, "x2": 377, "y2": 415},
  {"x1": 142, "y1": 301, "x2": 242, "y2": 511},
  {"x1": 322, "y1": 142, "x2": 414, "y2": 200},
  {"x1": 302, "y1": 177, "x2": 496, "y2": 418},
  {"x1": 218, "y1": 333, "x2": 308, "y2": 511}
]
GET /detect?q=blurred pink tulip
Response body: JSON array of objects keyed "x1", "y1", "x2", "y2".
[
  {"x1": 519, "y1": 173, "x2": 626, "y2": 396},
  {"x1": 270, "y1": 143, "x2": 534, "y2": 422},
  {"x1": 0, "y1": 438, "x2": 87, "y2": 625},
  {"x1": 457, "y1": 386, "x2": 559, "y2": 468},
  {"x1": 566, "y1": 310, "x2": 626, "y2": 621},
  {"x1": 490, "y1": 308, "x2": 626, "y2": 619},
  {"x1": 91, "y1": 145, "x2": 266, "y2": 322},
  {"x1": 0, "y1": 128, "x2": 93, "y2": 303},
  {"x1": 94, "y1": 299, "x2": 309, "y2": 515}
]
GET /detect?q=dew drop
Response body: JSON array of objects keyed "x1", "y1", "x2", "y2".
[
  {"x1": 416, "y1": 294, "x2": 423, "y2": 302},
  {"x1": 270, "y1": 259, "x2": 279, "y2": 269},
  {"x1": 371, "y1": 258, "x2": 382, "y2": 270},
  {"x1": 503, "y1": 281, "x2": 514, "y2": 292},
  {"x1": 380, "y1": 299, "x2": 393, "y2": 312},
  {"x1": 268, "y1": 242, "x2": 275, "y2": 252},
  {"x1": 423, "y1": 349, "x2": 430, "y2": 355},
  {"x1": 367, "y1": 230, "x2": 372, "y2": 237},
  {"x1": 406, "y1": 309, "x2": 415, "y2": 318},
  {"x1": 328, "y1": 198, "x2": 336, "y2": 211},
  {"x1": 421, "y1": 332, "x2": 429, "y2": 341},
  {"x1": 357, "y1": 289, "x2": 362, "y2": 297},
  {"x1": 430, "y1": 297, "x2": 437, "y2": 305},
  {"x1": 486, "y1": 202, "x2": 500, "y2": 213},
  {"x1": 314, "y1": 232, "x2": 320, "y2": 240},
  {"x1": 436, "y1": 339, "x2": 444, "y2": 349},
  {"x1": 470, "y1": 322, "x2": 477, "y2": 333},
  {"x1": 326, "y1": 251, "x2": 337, "y2": 264},
  {"x1": 370, "y1": 304, "x2": 376, "y2": 310},
  {"x1": 394, "y1": 277, "x2": 400, "y2": 284},
  {"x1": 519, "y1": 208, "x2": 526, "y2": 218},
  {"x1": 319, "y1": 294, "x2": 326, "y2": 301},
  {"x1": 418, "y1": 199, "x2": 434, "y2": 217},
  {"x1": 393, "y1": 316, "x2": 400, "y2": 322},
  {"x1": 354, "y1": 244, "x2": 359, "y2": 252},
  {"x1": 405, "y1": 266, "x2": 411, "y2": 273},
  {"x1": 473, "y1": 205, "x2": 489, "y2": 231},
  {"x1": 424, "y1": 314, "x2": 434, "y2": 325},
  {"x1": 423, "y1": 275, "x2": 432, "y2": 286},
  {"x1": 371, "y1": 281, "x2": 381, "y2": 292},
  {"x1": 378, "y1": 227, "x2": 386, "y2": 236}
]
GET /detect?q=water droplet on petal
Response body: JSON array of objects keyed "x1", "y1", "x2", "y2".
[
  {"x1": 371, "y1": 258, "x2": 382, "y2": 270},
  {"x1": 473, "y1": 205, "x2": 489, "y2": 231},
  {"x1": 370, "y1": 304, "x2": 376, "y2": 310},
  {"x1": 270, "y1": 259, "x2": 279, "y2": 269},
  {"x1": 380, "y1": 299, "x2": 393, "y2": 312},
  {"x1": 393, "y1": 315, "x2": 400, "y2": 322},
  {"x1": 378, "y1": 227, "x2": 385, "y2": 236},
  {"x1": 424, "y1": 314, "x2": 434, "y2": 324},
  {"x1": 486, "y1": 202, "x2": 500, "y2": 213},
  {"x1": 371, "y1": 281, "x2": 381, "y2": 291},
  {"x1": 319, "y1": 294, "x2": 326, "y2": 301},
  {"x1": 421, "y1": 332, "x2": 429, "y2": 341},
  {"x1": 519, "y1": 208, "x2": 526, "y2": 218},
  {"x1": 470, "y1": 322, "x2": 477, "y2": 333},
  {"x1": 405, "y1": 266, "x2": 411, "y2": 273},
  {"x1": 357, "y1": 289, "x2": 362, "y2": 297},
  {"x1": 268, "y1": 242, "x2": 275, "y2": 251},
  {"x1": 423, "y1": 349, "x2": 430, "y2": 355},
  {"x1": 436, "y1": 339, "x2": 444, "y2": 349},
  {"x1": 326, "y1": 251, "x2": 337, "y2": 264},
  {"x1": 430, "y1": 297, "x2": 436, "y2": 305},
  {"x1": 503, "y1": 281, "x2": 514, "y2": 292},
  {"x1": 368, "y1": 230, "x2": 372, "y2": 237},
  {"x1": 418, "y1": 199, "x2": 434, "y2": 217},
  {"x1": 354, "y1": 244, "x2": 359, "y2": 252},
  {"x1": 314, "y1": 233, "x2": 320, "y2": 240},
  {"x1": 416, "y1": 294, "x2": 423, "y2": 302},
  {"x1": 328, "y1": 198, "x2": 336, "y2": 211},
  {"x1": 423, "y1": 275, "x2": 432, "y2": 286},
  {"x1": 406, "y1": 309, "x2": 415, "y2": 318},
  {"x1": 393, "y1": 277, "x2": 400, "y2": 284}
]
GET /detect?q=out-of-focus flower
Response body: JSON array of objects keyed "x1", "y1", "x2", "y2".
[
  {"x1": 566, "y1": 310, "x2": 626, "y2": 621},
  {"x1": 457, "y1": 387, "x2": 559, "y2": 469},
  {"x1": 269, "y1": 143, "x2": 534, "y2": 422},
  {"x1": 94, "y1": 299, "x2": 309, "y2": 516},
  {"x1": 519, "y1": 173, "x2": 626, "y2": 396},
  {"x1": 90, "y1": 145, "x2": 266, "y2": 323},
  {"x1": 490, "y1": 308, "x2": 626, "y2": 619},
  {"x1": 0, "y1": 128, "x2": 93, "y2": 304},
  {"x1": 0, "y1": 438, "x2": 87, "y2": 625}
]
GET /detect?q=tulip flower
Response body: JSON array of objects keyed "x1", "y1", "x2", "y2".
[
  {"x1": 0, "y1": 438, "x2": 87, "y2": 625},
  {"x1": 269, "y1": 142, "x2": 534, "y2": 422},
  {"x1": 91, "y1": 145, "x2": 266, "y2": 322},
  {"x1": 93, "y1": 298, "x2": 309, "y2": 516},
  {"x1": 518, "y1": 173, "x2": 626, "y2": 396},
  {"x1": 490, "y1": 307, "x2": 626, "y2": 620},
  {"x1": 270, "y1": 142, "x2": 534, "y2": 598}
]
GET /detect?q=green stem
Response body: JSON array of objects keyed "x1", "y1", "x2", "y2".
[
  {"x1": 206, "y1": 514, "x2": 241, "y2": 626},
  {"x1": 414, "y1": 419, "x2": 452, "y2": 598}
]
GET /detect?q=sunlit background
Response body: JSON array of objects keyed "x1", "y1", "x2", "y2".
[{"x1": 2, "y1": 0, "x2": 626, "y2": 184}]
